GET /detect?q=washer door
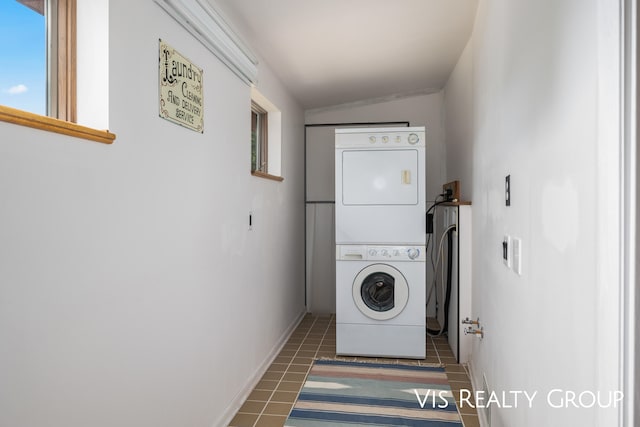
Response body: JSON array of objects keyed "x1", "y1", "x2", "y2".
[{"x1": 352, "y1": 264, "x2": 409, "y2": 320}]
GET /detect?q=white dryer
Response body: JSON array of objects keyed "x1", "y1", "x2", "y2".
[
  {"x1": 336, "y1": 244, "x2": 426, "y2": 359},
  {"x1": 335, "y1": 127, "x2": 426, "y2": 245}
]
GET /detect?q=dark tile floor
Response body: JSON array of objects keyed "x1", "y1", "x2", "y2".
[{"x1": 228, "y1": 313, "x2": 480, "y2": 427}]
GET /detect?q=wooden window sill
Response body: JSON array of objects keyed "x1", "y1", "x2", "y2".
[
  {"x1": 251, "y1": 170, "x2": 284, "y2": 182},
  {"x1": 0, "y1": 105, "x2": 116, "y2": 144}
]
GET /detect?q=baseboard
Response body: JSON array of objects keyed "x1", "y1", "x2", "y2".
[
  {"x1": 466, "y1": 360, "x2": 490, "y2": 427},
  {"x1": 216, "y1": 307, "x2": 307, "y2": 427}
]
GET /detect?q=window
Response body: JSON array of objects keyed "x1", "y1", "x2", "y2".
[
  {"x1": 1, "y1": 1, "x2": 46, "y2": 115},
  {"x1": 0, "y1": 0, "x2": 75, "y2": 120},
  {"x1": 0, "y1": 0, "x2": 114, "y2": 144},
  {"x1": 250, "y1": 88, "x2": 283, "y2": 181},
  {"x1": 251, "y1": 102, "x2": 268, "y2": 173}
]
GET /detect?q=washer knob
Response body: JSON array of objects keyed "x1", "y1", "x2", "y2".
[
  {"x1": 392, "y1": 249, "x2": 400, "y2": 256},
  {"x1": 369, "y1": 136, "x2": 376, "y2": 143},
  {"x1": 408, "y1": 133, "x2": 420, "y2": 144},
  {"x1": 407, "y1": 248, "x2": 420, "y2": 259},
  {"x1": 382, "y1": 136, "x2": 389, "y2": 143},
  {"x1": 381, "y1": 249, "x2": 389, "y2": 257},
  {"x1": 368, "y1": 249, "x2": 377, "y2": 256}
]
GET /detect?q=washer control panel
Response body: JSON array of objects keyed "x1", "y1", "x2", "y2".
[{"x1": 337, "y1": 245, "x2": 426, "y2": 262}]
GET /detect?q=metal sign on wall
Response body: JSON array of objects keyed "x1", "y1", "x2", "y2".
[{"x1": 158, "y1": 39, "x2": 204, "y2": 133}]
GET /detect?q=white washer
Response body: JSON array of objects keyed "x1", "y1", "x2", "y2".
[
  {"x1": 335, "y1": 127, "x2": 426, "y2": 245},
  {"x1": 336, "y1": 244, "x2": 426, "y2": 359}
]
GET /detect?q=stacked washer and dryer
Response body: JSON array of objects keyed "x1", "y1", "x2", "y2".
[{"x1": 335, "y1": 127, "x2": 427, "y2": 359}]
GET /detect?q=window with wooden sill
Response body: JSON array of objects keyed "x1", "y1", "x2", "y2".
[
  {"x1": 250, "y1": 88, "x2": 283, "y2": 182},
  {"x1": 0, "y1": 0, "x2": 115, "y2": 144}
]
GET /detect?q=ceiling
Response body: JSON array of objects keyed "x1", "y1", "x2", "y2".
[{"x1": 212, "y1": 0, "x2": 478, "y2": 110}]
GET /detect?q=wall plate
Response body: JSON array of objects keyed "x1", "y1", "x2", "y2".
[{"x1": 512, "y1": 237, "x2": 522, "y2": 275}]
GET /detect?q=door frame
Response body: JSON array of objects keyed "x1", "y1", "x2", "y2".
[{"x1": 622, "y1": 0, "x2": 638, "y2": 425}]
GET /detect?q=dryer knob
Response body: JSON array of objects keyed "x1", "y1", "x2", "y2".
[
  {"x1": 407, "y1": 248, "x2": 420, "y2": 260},
  {"x1": 381, "y1": 249, "x2": 389, "y2": 257},
  {"x1": 368, "y1": 249, "x2": 377, "y2": 256}
]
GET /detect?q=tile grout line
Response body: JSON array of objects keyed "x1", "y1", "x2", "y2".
[
  {"x1": 431, "y1": 336, "x2": 443, "y2": 364},
  {"x1": 314, "y1": 314, "x2": 330, "y2": 360}
]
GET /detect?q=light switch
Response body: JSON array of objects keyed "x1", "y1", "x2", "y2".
[
  {"x1": 503, "y1": 235, "x2": 511, "y2": 268},
  {"x1": 505, "y1": 175, "x2": 511, "y2": 206}
]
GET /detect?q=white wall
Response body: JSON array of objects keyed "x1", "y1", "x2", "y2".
[
  {"x1": 0, "y1": 1, "x2": 305, "y2": 426},
  {"x1": 444, "y1": 40, "x2": 474, "y2": 202},
  {"x1": 444, "y1": 0, "x2": 623, "y2": 426}
]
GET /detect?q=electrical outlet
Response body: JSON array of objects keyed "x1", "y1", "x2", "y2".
[
  {"x1": 442, "y1": 180, "x2": 461, "y2": 202},
  {"x1": 503, "y1": 235, "x2": 511, "y2": 268}
]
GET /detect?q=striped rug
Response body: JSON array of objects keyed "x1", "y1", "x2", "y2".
[{"x1": 285, "y1": 359, "x2": 463, "y2": 427}]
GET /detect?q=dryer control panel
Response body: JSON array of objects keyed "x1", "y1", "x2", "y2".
[
  {"x1": 335, "y1": 127, "x2": 426, "y2": 148},
  {"x1": 337, "y1": 244, "x2": 426, "y2": 262}
]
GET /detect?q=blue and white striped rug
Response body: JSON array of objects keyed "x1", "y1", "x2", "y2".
[{"x1": 285, "y1": 359, "x2": 463, "y2": 427}]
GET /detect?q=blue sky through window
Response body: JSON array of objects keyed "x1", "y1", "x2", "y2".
[{"x1": 0, "y1": 0, "x2": 46, "y2": 115}]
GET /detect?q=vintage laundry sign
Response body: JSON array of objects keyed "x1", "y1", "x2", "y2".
[{"x1": 158, "y1": 39, "x2": 204, "y2": 132}]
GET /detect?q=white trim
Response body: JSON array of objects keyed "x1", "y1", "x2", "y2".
[
  {"x1": 623, "y1": 1, "x2": 638, "y2": 425},
  {"x1": 466, "y1": 360, "x2": 490, "y2": 427},
  {"x1": 596, "y1": 0, "x2": 624, "y2": 426},
  {"x1": 154, "y1": 0, "x2": 258, "y2": 84}
]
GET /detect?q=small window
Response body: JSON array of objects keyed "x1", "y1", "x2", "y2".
[
  {"x1": 0, "y1": 0, "x2": 113, "y2": 144},
  {"x1": 0, "y1": 0, "x2": 76, "y2": 121},
  {"x1": 250, "y1": 88, "x2": 283, "y2": 182},
  {"x1": 251, "y1": 101, "x2": 268, "y2": 173}
]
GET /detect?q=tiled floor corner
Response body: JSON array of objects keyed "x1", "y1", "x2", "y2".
[{"x1": 228, "y1": 313, "x2": 480, "y2": 427}]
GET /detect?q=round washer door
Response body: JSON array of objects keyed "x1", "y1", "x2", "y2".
[{"x1": 352, "y1": 263, "x2": 409, "y2": 321}]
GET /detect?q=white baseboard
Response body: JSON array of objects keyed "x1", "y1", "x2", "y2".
[
  {"x1": 466, "y1": 360, "x2": 490, "y2": 427},
  {"x1": 216, "y1": 308, "x2": 307, "y2": 427}
]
